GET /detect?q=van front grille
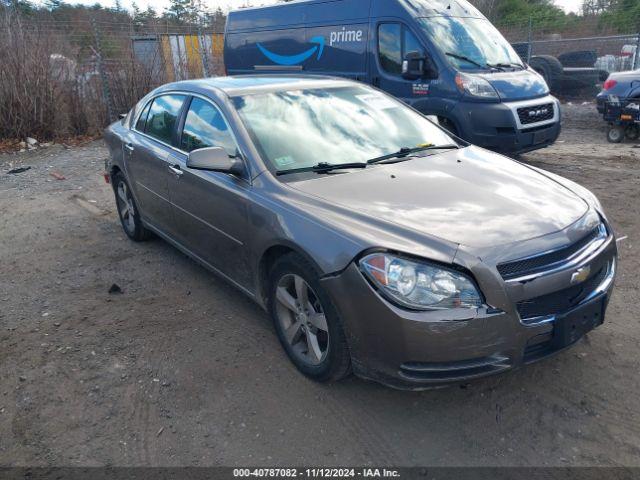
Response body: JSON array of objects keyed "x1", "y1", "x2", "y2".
[{"x1": 517, "y1": 103, "x2": 555, "y2": 125}]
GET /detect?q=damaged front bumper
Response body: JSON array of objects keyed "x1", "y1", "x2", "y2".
[{"x1": 320, "y1": 230, "x2": 617, "y2": 390}]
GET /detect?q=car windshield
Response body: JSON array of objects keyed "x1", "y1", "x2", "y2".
[
  {"x1": 419, "y1": 17, "x2": 524, "y2": 71},
  {"x1": 232, "y1": 86, "x2": 454, "y2": 172}
]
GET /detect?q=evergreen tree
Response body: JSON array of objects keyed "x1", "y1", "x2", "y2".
[
  {"x1": 165, "y1": 0, "x2": 189, "y2": 23},
  {"x1": 44, "y1": 0, "x2": 63, "y2": 10}
]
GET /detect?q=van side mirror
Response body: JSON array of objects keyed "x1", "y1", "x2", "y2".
[
  {"x1": 402, "y1": 51, "x2": 438, "y2": 80},
  {"x1": 187, "y1": 147, "x2": 245, "y2": 176}
]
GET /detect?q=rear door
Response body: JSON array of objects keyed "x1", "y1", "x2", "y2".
[
  {"x1": 166, "y1": 96, "x2": 253, "y2": 289},
  {"x1": 371, "y1": 21, "x2": 432, "y2": 103},
  {"x1": 128, "y1": 94, "x2": 187, "y2": 234}
]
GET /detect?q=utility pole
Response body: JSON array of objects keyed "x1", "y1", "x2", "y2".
[
  {"x1": 92, "y1": 18, "x2": 115, "y2": 124},
  {"x1": 527, "y1": 16, "x2": 533, "y2": 64}
]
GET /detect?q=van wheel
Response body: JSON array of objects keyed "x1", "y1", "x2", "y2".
[
  {"x1": 268, "y1": 253, "x2": 351, "y2": 382},
  {"x1": 113, "y1": 172, "x2": 152, "y2": 241},
  {"x1": 625, "y1": 124, "x2": 639, "y2": 140},
  {"x1": 607, "y1": 126, "x2": 624, "y2": 143}
]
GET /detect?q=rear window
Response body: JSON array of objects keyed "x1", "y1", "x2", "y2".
[
  {"x1": 135, "y1": 101, "x2": 152, "y2": 131},
  {"x1": 144, "y1": 94, "x2": 186, "y2": 144}
]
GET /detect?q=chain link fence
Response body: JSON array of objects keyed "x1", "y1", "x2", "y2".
[
  {"x1": 500, "y1": 16, "x2": 640, "y2": 99},
  {"x1": 3, "y1": 11, "x2": 640, "y2": 141},
  {"x1": 0, "y1": 11, "x2": 224, "y2": 141}
]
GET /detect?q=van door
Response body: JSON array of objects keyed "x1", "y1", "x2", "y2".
[{"x1": 370, "y1": 21, "x2": 433, "y2": 105}]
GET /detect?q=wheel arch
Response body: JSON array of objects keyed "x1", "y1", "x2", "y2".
[
  {"x1": 109, "y1": 164, "x2": 122, "y2": 178},
  {"x1": 256, "y1": 241, "x2": 327, "y2": 308}
]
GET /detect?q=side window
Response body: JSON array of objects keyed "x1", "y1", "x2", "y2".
[
  {"x1": 378, "y1": 24, "x2": 424, "y2": 76},
  {"x1": 403, "y1": 28, "x2": 423, "y2": 57},
  {"x1": 135, "y1": 101, "x2": 152, "y2": 132},
  {"x1": 180, "y1": 97, "x2": 237, "y2": 156},
  {"x1": 145, "y1": 94, "x2": 186, "y2": 144},
  {"x1": 378, "y1": 23, "x2": 402, "y2": 75}
]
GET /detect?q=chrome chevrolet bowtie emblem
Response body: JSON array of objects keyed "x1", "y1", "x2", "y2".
[{"x1": 571, "y1": 266, "x2": 591, "y2": 284}]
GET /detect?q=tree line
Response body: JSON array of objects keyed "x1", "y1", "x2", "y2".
[{"x1": 1, "y1": 0, "x2": 638, "y2": 38}]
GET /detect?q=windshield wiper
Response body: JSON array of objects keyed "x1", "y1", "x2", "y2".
[
  {"x1": 445, "y1": 52, "x2": 493, "y2": 70},
  {"x1": 367, "y1": 144, "x2": 460, "y2": 165},
  {"x1": 487, "y1": 61, "x2": 525, "y2": 70},
  {"x1": 276, "y1": 161, "x2": 368, "y2": 176}
]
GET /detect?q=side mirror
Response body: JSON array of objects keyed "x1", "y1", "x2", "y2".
[
  {"x1": 402, "y1": 51, "x2": 438, "y2": 80},
  {"x1": 187, "y1": 147, "x2": 244, "y2": 176}
]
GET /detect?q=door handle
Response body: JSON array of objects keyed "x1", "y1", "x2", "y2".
[
  {"x1": 124, "y1": 143, "x2": 135, "y2": 152},
  {"x1": 168, "y1": 165, "x2": 183, "y2": 177}
]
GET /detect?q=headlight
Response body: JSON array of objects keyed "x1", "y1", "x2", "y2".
[
  {"x1": 359, "y1": 253, "x2": 482, "y2": 311},
  {"x1": 455, "y1": 72, "x2": 499, "y2": 99}
]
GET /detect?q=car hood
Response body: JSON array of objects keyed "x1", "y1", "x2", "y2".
[
  {"x1": 476, "y1": 69, "x2": 549, "y2": 101},
  {"x1": 287, "y1": 147, "x2": 588, "y2": 249}
]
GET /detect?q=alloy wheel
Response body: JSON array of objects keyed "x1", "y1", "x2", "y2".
[
  {"x1": 116, "y1": 181, "x2": 136, "y2": 235},
  {"x1": 274, "y1": 274, "x2": 329, "y2": 366}
]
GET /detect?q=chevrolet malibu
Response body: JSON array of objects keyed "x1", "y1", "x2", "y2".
[{"x1": 104, "y1": 76, "x2": 617, "y2": 389}]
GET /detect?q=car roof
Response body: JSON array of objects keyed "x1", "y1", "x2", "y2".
[{"x1": 153, "y1": 75, "x2": 357, "y2": 98}]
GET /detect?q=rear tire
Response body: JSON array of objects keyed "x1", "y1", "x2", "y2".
[
  {"x1": 112, "y1": 172, "x2": 152, "y2": 242},
  {"x1": 268, "y1": 253, "x2": 351, "y2": 382},
  {"x1": 625, "y1": 124, "x2": 639, "y2": 140}
]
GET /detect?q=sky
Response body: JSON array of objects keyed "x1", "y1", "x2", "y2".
[{"x1": 35, "y1": 0, "x2": 583, "y2": 15}]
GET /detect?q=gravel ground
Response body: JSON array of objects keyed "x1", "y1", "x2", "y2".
[{"x1": 0, "y1": 103, "x2": 639, "y2": 467}]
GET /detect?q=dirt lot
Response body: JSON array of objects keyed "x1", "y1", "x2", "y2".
[{"x1": 1, "y1": 103, "x2": 639, "y2": 467}]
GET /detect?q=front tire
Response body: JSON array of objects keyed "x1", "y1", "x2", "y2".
[
  {"x1": 607, "y1": 126, "x2": 624, "y2": 143},
  {"x1": 112, "y1": 172, "x2": 151, "y2": 241},
  {"x1": 268, "y1": 253, "x2": 351, "y2": 382}
]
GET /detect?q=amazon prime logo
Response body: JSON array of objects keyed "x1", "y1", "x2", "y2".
[
  {"x1": 329, "y1": 27, "x2": 364, "y2": 46},
  {"x1": 257, "y1": 27, "x2": 364, "y2": 67}
]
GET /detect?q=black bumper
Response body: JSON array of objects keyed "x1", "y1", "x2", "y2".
[{"x1": 450, "y1": 100, "x2": 561, "y2": 154}]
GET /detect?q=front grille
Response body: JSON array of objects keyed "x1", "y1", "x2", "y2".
[
  {"x1": 497, "y1": 227, "x2": 601, "y2": 280},
  {"x1": 517, "y1": 102, "x2": 555, "y2": 125},
  {"x1": 516, "y1": 265, "x2": 608, "y2": 320}
]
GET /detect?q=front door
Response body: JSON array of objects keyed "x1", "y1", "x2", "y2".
[
  {"x1": 167, "y1": 96, "x2": 252, "y2": 289},
  {"x1": 127, "y1": 94, "x2": 187, "y2": 233},
  {"x1": 371, "y1": 21, "x2": 433, "y2": 107}
]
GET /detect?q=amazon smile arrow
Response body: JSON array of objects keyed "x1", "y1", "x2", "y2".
[{"x1": 257, "y1": 36, "x2": 325, "y2": 66}]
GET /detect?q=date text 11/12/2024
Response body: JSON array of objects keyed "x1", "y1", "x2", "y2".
[{"x1": 233, "y1": 468, "x2": 401, "y2": 478}]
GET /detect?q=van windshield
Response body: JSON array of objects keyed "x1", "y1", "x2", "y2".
[
  {"x1": 232, "y1": 86, "x2": 453, "y2": 173},
  {"x1": 419, "y1": 17, "x2": 524, "y2": 71}
]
